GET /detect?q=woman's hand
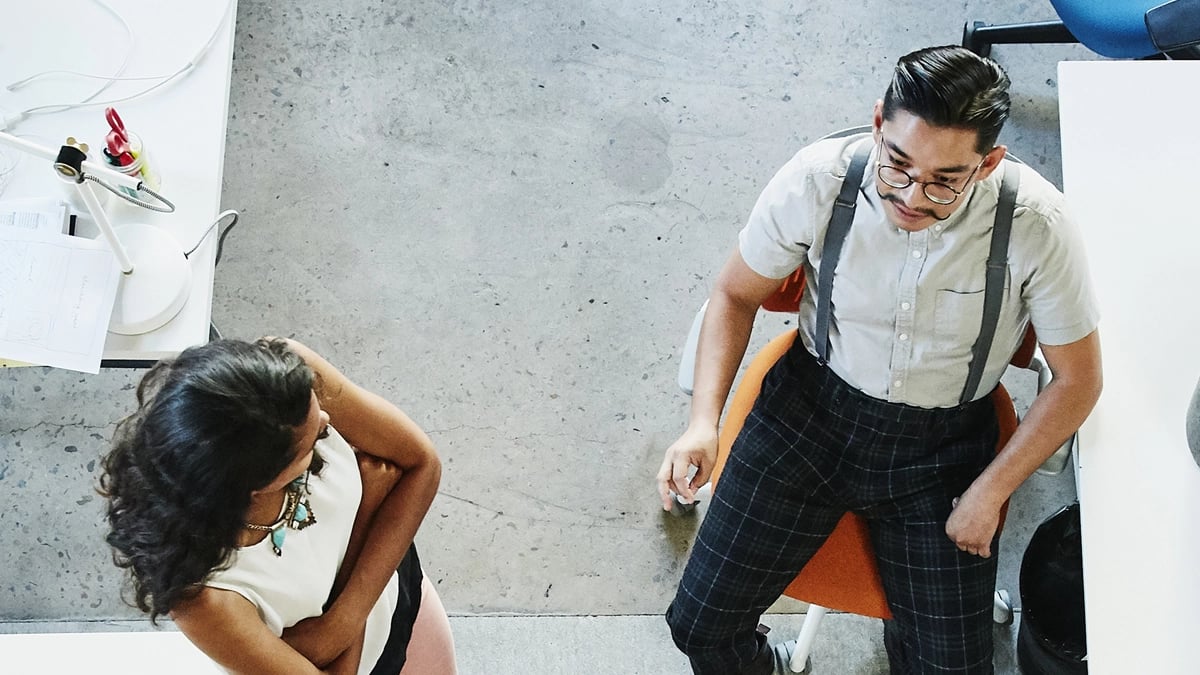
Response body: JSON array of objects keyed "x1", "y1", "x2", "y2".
[
  {"x1": 356, "y1": 453, "x2": 404, "y2": 519},
  {"x1": 280, "y1": 612, "x2": 355, "y2": 669}
]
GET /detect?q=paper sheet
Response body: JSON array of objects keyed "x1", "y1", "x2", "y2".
[
  {"x1": 0, "y1": 228, "x2": 120, "y2": 373},
  {"x1": 0, "y1": 198, "x2": 70, "y2": 235}
]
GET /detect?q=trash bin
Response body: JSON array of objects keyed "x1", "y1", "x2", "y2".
[{"x1": 1017, "y1": 502, "x2": 1087, "y2": 674}]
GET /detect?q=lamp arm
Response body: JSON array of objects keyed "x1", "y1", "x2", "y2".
[
  {"x1": 0, "y1": 130, "x2": 141, "y2": 191},
  {"x1": 0, "y1": 129, "x2": 140, "y2": 273}
]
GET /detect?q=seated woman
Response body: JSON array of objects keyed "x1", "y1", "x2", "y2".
[{"x1": 100, "y1": 337, "x2": 456, "y2": 674}]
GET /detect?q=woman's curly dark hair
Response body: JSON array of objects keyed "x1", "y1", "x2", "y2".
[{"x1": 99, "y1": 338, "x2": 317, "y2": 623}]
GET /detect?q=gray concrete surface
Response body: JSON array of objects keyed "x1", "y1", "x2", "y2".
[
  {"x1": 0, "y1": 613, "x2": 1027, "y2": 674},
  {"x1": 2, "y1": 0, "x2": 1098, "y2": 671}
]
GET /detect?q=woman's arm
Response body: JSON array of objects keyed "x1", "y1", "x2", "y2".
[
  {"x1": 173, "y1": 587, "x2": 327, "y2": 675},
  {"x1": 279, "y1": 338, "x2": 442, "y2": 663},
  {"x1": 282, "y1": 453, "x2": 402, "y2": 665},
  {"x1": 329, "y1": 452, "x2": 403, "y2": 605}
]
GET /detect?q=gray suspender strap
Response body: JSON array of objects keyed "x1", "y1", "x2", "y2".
[
  {"x1": 814, "y1": 140, "x2": 873, "y2": 365},
  {"x1": 959, "y1": 160, "x2": 1020, "y2": 404},
  {"x1": 813, "y1": 142, "x2": 1020, "y2": 404}
]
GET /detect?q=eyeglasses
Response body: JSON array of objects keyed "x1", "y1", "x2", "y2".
[{"x1": 875, "y1": 135, "x2": 986, "y2": 206}]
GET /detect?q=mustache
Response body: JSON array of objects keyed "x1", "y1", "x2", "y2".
[{"x1": 878, "y1": 191, "x2": 951, "y2": 221}]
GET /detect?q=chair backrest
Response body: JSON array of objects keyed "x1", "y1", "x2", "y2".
[
  {"x1": 1051, "y1": 0, "x2": 1159, "y2": 58},
  {"x1": 1054, "y1": 0, "x2": 1200, "y2": 58}
]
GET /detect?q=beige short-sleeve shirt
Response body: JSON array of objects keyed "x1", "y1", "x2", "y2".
[{"x1": 739, "y1": 133, "x2": 1100, "y2": 408}]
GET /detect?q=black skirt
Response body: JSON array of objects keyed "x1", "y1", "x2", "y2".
[{"x1": 368, "y1": 545, "x2": 424, "y2": 675}]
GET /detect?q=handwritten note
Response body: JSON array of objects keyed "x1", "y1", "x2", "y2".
[{"x1": 0, "y1": 227, "x2": 119, "y2": 373}]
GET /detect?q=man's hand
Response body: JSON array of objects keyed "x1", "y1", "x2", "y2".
[
  {"x1": 945, "y1": 490, "x2": 1002, "y2": 558},
  {"x1": 657, "y1": 425, "x2": 719, "y2": 511}
]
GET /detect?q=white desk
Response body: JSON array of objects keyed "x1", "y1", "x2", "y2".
[
  {"x1": 0, "y1": 0, "x2": 237, "y2": 365},
  {"x1": 0, "y1": 631, "x2": 218, "y2": 674},
  {"x1": 1061, "y1": 60, "x2": 1200, "y2": 675}
]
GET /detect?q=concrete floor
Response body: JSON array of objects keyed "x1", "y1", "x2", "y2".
[{"x1": 1, "y1": 0, "x2": 1098, "y2": 672}]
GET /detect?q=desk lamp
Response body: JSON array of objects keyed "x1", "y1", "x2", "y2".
[{"x1": 0, "y1": 130, "x2": 190, "y2": 335}]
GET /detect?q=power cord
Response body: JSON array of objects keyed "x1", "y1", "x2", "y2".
[
  {"x1": 191, "y1": 209, "x2": 240, "y2": 344},
  {"x1": 183, "y1": 209, "x2": 239, "y2": 263}
]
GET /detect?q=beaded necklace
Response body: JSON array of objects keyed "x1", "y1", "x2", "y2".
[{"x1": 243, "y1": 471, "x2": 317, "y2": 556}]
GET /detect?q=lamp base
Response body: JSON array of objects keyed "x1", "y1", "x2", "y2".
[{"x1": 108, "y1": 223, "x2": 191, "y2": 335}]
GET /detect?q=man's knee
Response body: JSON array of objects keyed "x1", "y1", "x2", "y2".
[
  {"x1": 664, "y1": 598, "x2": 734, "y2": 657},
  {"x1": 884, "y1": 615, "x2": 994, "y2": 674},
  {"x1": 665, "y1": 599, "x2": 705, "y2": 653},
  {"x1": 666, "y1": 598, "x2": 770, "y2": 675}
]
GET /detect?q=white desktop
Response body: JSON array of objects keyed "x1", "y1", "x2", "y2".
[
  {"x1": 1060, "y1": 60, "x2": 1200, "y2": 675},
  {"x1": 0, "y1": 0, "x2": 238, "y2": 366}
]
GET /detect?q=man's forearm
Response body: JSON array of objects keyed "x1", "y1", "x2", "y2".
[
  {"x1": 969, "y1": 374, "x2": 1101, "y2": 507},
  {"x1": 689, "y1": 292, "x2": 759, "y2": 429}
]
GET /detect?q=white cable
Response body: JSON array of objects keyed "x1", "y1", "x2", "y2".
[
  {"x1": 65, "y1": 0, "x2": 135, "y2": 107},
  {"x1": 8, "y1": 71, "x2": 170, "y2": 88},
  {"x1": 4, "y1": 0, "x2": 135, "y2": 118},
  {"x1": 4, "y1": 0, "x2": 235, "y2": 126}
]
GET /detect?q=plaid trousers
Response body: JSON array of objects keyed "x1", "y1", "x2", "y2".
[{"x1": 666, "y1": 341, "x2": 1000, "y2": 675}]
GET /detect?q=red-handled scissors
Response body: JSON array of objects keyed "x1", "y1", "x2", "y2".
[
  {"x1": 104, "y1": 107, "x2": 135, "y2": 165},
  {"x1": 105, "y1": 107, "x2": 129, "y2": 145}
]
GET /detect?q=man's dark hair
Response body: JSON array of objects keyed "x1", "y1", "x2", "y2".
[{"x1": 882, "y1": 46, "x2": 1012, "y2": 154}]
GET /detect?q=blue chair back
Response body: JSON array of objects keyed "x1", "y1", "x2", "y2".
[{"x1": 1051, "y1": 0, "x2": 1159, "y2": 58}]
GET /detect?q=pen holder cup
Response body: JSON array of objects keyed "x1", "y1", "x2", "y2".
[{"x1": 108, "y1": 132, "x2": 162, "y2": 198}]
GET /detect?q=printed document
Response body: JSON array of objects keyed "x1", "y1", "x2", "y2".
[
  {"x1": 0, "y1": 198, "x2": 70, "y2": 235},
  {"x1": 0, "y1": 228, "x2": 120, "y2": 373}
]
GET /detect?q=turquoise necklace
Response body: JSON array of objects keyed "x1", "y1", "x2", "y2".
[{"x1": 243, "y1": 472, "x2": 317, "y2": 556}]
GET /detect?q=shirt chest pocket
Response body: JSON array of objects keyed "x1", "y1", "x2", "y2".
[{"x1": 933, "y1": 289, "x2": 985, "y2": 346}]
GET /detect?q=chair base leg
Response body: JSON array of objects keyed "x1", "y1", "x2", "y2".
[
  {"x1": 963, "y1": 21, "x2": 993, "y2": 58},
  {"x1": 791, "y1": 605, "x2": 826, "y2": 671},
  {"x1": 961, "y1": 20, "x2": 1079, "y2": 58}
]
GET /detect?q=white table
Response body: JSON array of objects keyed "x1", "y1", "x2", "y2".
[
  {"x1": 0, "y1": 0, "x2": 237, "y2": 366},
  {"x1": 0, "y1": 631, "x2": 218, "y2": 674},
  {"x1": 1060, "y1": 60, "x2": 1200, "y2": 675}
]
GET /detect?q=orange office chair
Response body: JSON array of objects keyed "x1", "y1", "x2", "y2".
[{"x1": 676, "y1": 270, "x2": 1032, "y2": 673}]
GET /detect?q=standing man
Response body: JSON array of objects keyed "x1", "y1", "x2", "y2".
[{"x1": 658, "y1": 46, "x2": 1101, "y2": 674}]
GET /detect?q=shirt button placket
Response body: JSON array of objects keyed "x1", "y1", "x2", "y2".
[{"x1": 891, "y1": 231, "x2": 928, "y2": 400}]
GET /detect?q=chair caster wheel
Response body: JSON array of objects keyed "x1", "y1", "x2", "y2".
[{"x1": 993, "y1": 589, "x2": 1014, "y2": 625}]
